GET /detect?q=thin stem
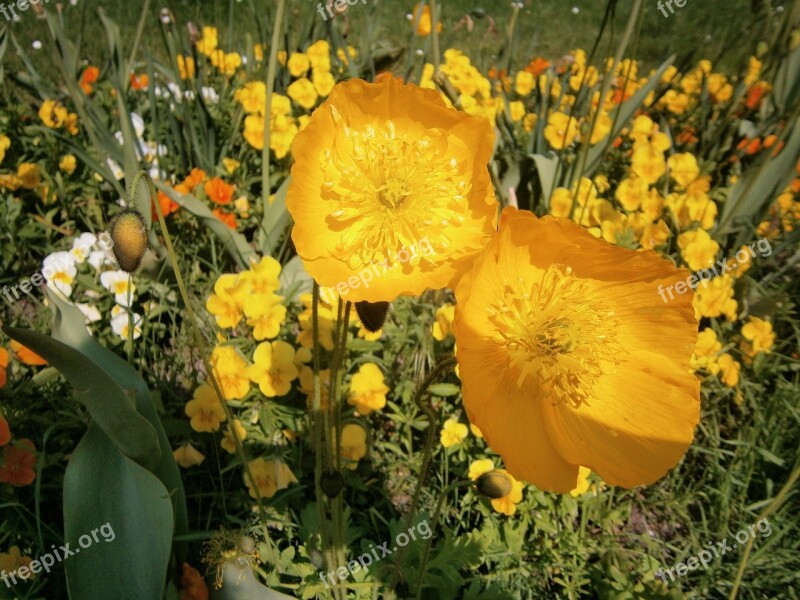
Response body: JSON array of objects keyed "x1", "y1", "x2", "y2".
[
  {"x1": 128, "y1": 0, "x2": 151, "y2": 72},
  {"x1": 415, "y1": 480, "x2": 473, "y2": 598},
  {"x1": 126, "y1": 274, "x2": 134, "y2": 365},
  {"x1": 729, "y1": 460, "x2": 800, "y2": 599},
  {"x1": 261, "y1": 0, "x2": 287, "y2": 214},
  {"x1": 146, "y1": 171, "x2": 278, "y2": 565},
  {"x1": 429, "y1": 0, "x2": 441, "y2": 72},
  {"x1": 391, "y1": 355, "x2": 458, "y2": 588}
]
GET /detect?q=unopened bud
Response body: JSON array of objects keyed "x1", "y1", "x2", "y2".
[{"x1": 476, "y1": 470, "x2": 513, "y2": 499}]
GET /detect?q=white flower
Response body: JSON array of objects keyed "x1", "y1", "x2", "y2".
[
  {"x1": 201, "y1": 87, "x2": 219, "y2": 104},
  {"x1": 100, "y1": 270, "x2": 136, "y2": 306},
  {"x1": 88, "y1": 250, "x2": 113, "y2": 271},
  {"x1": 76, "y1": 303, "x2": 102, "y2": 323},
  {"x1": 42, "y1": 252, "x2": 77, "y2": 297},
  {"x1": 130, "y1": 113, "x2": 145, "y2": 138},
  {"x1": 106, "y1": 158, "x2": 124, "y2": 180},
  {"x1": 110, "y1": 308, "x2": 143, "y2": 340},
  {"x1": 70, "y1": 232, "x2": 98, "y2": 264}
]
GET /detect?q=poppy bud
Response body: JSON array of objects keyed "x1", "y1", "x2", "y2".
[
  {"x1": 476, "y1": 470, "x2": 513, "y2": 499},
  {"x1": 355, "y1": 301, "x2": 390, "y2": 332},
  {"x1": 320, "y1": 469, "x2": 344, "y2": 498},
  {"x1": 108, "y1": 209, "x2": 148, "y2": 273}
]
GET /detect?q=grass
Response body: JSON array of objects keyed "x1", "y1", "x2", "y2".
[{"x1": 2, "y1": 0, "x2": 764, "y2": 80}]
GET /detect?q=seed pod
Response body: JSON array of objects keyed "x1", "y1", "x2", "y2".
[
  {"x1": 108, "y1": 209, "x2": 148, "y2": 273},
  {"x1": 355, "y1": 301, "x2": 390, "y2": 332},
  {"x1": 476, "y1": 470, "x2": 513, "y2": 499}
]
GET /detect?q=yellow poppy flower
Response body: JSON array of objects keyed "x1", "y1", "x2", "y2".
[
  {"x1": 287, "y1": 52, "x2": 311, "y2": 78},
  {"x1": 347, "y1": 363, "x2": 389, "y2": 415},
  {"x1": 453, "y1": 208, "x2": 700, "y2": 492},
  {"x1": 286, "y1": 77, "x2": 498, "y2": 302}
]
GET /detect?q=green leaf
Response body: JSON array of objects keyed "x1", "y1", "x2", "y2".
[
  {"x1": 530, "y1": 152, "x2": 560, "y2": 208},
  {"x1": 63, "y1": 424, "x2": 174, "y2": 600},
  {"x1": 43, "y1": 291, "x2": 188, "y2": 542},
  {"x1": 1, "y1": 325, "x2": 161, "y2": 470},
  {"x1": 261, "y1": 176, "x2": 292, "y2": 256},
  {"x1": 155, "y1": 181, "x2": 257, "y2": 269},
  {"x1": 717, "y1": 117, "x2": 800, "y2": 245}
]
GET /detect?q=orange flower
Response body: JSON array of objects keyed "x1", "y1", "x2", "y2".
[
  {"x1": 411, "y1": 3, "x2": 442, "y2": 36},
  {"x1": 179, "y1": 563, "x2": 209, "y2": 600},
  {"x1": 745, "y1": 82, "x2": 769, "y2": 110},
  {"x1": 453, "y1": 208, "x2": 700, "y2": 492},
  {"x1": 9, "y1": 341, "x2": 46, "y2": 366},
  {"x1": 0, "y1": 439, "x2": 37, "y2": 487},
  {"x1": 0, "y1": 347, "x2": 8, "y2": 389},
  {"x1": 524, "y1": 57, "x2": 551, "y2": 77},
  {"x1": 80, "y1": 66, "x2": 100, "y2": 94},
  {"x1": 130, "y1": 73, "x2": 149, "y2": 91},
  {"x1": 212, "y1": 208, "x2": 237, "y2": 229},
  {"x1": 183, "y1": 168, "x2": 207, "y2": 191},
  {"x1": 153, "y1": 191, "x2": 180, "y2": 221},
  {"x1": 286, "y1": 77, "x2": 497, "y2": 302},
  {"x1": 0, "y1": 415, "x2": 10, "y2": 446},
  {"x1": 204, "y1": 177, "x2": 234, "y2": 205}
]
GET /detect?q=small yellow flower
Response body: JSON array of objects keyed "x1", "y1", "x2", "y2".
[
  {"x1": 0, "y1": 546, "x2": 34, "y2": 581},
  {"x1": 347, "y1": 363, "x2": 389, "y2": 415},
  {"x1": 709, "y1": 353, "x2": 740, "y2": 387},
  {"x1": 245, "y1": 458, "x2": 297, "y2": 498},
  {"x1": 514, "y1": 71, "x2": 534, "y2": 96},
  {"x1": 206, "y1": 273, "x2": 250, "y2": 329},
  {"x1": 221, "y1": 420, "x2": 247, "y2": 454},
  {"x1": 691, "y1": 328, "x2": 722, "y2": 372},
  {"x1": 38, "y1": 99, "x2": 68, "y2": 129},
  {"x1": 0, "y1": 134, "x2": 10, "y2": 164},
  {"x1": 287, "y1": 52, "x2": 311, "y2": 77},
  {"x1": 287, "y1": 77, "x2": 318, "y2": 110},
  {"x1": 248, "y1": 340, "x2": 298, "y2": 397},
  {"x1": 243, "y1": 293, "x2": 287, "y2": 341},
  {"x1": 185, "y1": 384, "x2": 227, "y2": 433},
  {"x1": 339, "y1": 423, "x2": 368, "y2": 469},
  {"x1": 693, "y1": 275, "x2": 737, "y2": 321},
  {"x1": 222, "y1": 158, "x2": 240, "y2": 174},
  {"x1": 210, "y1": 345, "x2": 251, "y2": 400},
  {"x1": 469, "y1": 459, "x2": 524, "y2": 516},
  {"x1": 678, "y1": 229, "x2": 720, "y2": 271},
  {"x1": 17, "y1": 163, "x2": 41, "y2": 190},
  {"x1": 432, "y1": 303, "x2": 455, "y2": 341},
  {"x1": 740, "y1": 316, "x2": 775, "y2": 357},
  {"x1": 569, "y1": 466, "x2": 594, "y2": 497},
  {"x1": 59, "y1": 154, "x2": 77, "y2": 175},
  {"x1": 544, "y1": 112, "x2": 578, "y2": 149},
  {"x1": 173, "y1": 443, "x2": 205, "y2": 468},
  {"x1": 668, "y1": 153, "x2": 700, "y2": 188},
  {"x1": 440, "y1": 419, "x2": 468, "y2": 448}
]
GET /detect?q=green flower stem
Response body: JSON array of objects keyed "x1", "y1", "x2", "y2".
[
  {"x1": 391, "y1": 355, "x2": 458, "y2": 589},
  {"x1": 312, "y1": 284, "x2": 342, "y2": 600},
  {"x1": 430, "y1": 0, "x2": 441, "y2": 72},
  {"x1": 729, "y1": 459, "x2": 800, "y2": 599},
  {"x1": 261, "y1": 0, "x2": 287, "y2": 215},
  {"x1": 415, "y1": 480, "x2": 473, "y2": 598},
  {"x1": 145, "y1": 171, "x2": 278, "y2": 565}
]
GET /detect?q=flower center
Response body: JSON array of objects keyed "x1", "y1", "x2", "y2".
[
  {"x1": 320, "y1": 112, "x2": 471, "y2": 270},
  {"x1": 488, "y1": 264, "x2": 619, "y2": 408}
]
